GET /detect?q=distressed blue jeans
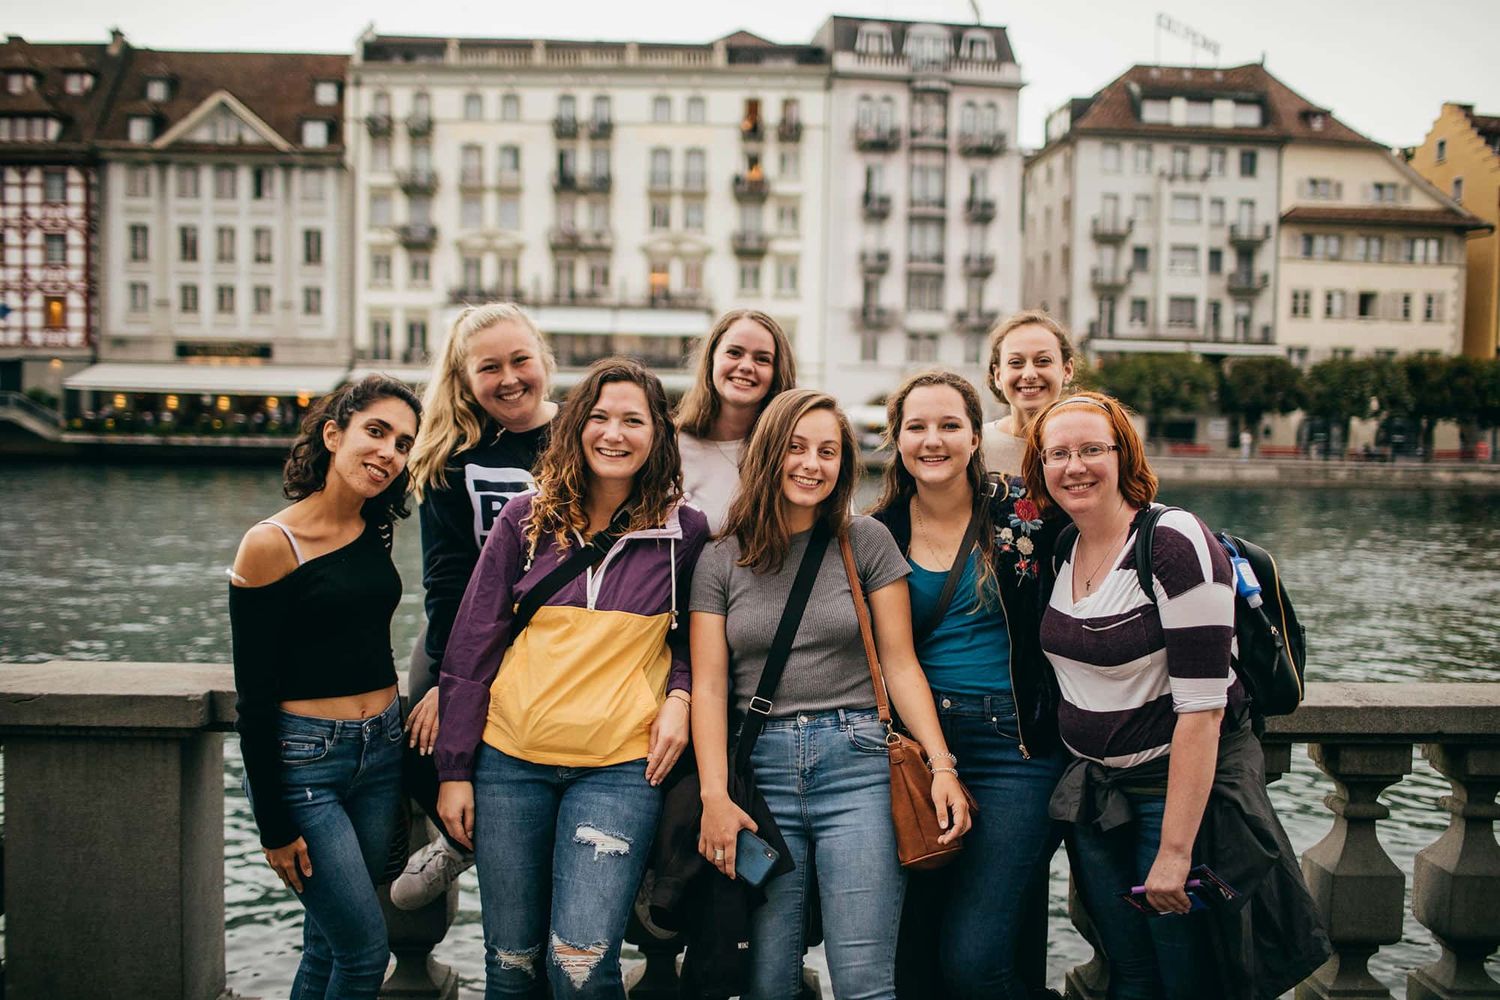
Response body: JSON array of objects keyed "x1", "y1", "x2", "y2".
[
  {"x1": 745, "y1": 707, "x2": 904, "y2": 1000},
  {"x1": 260, "y1": 697, "x2": 404, "y2": 1000},
  {"x1": 472, "y1": 743, "x2": 662, "y2": 999},
  {"x1": 1070, "y1": 788, "x2": 1215, "y2": 1000}
]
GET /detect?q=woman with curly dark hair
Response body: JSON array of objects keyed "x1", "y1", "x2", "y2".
[
  {"x1": 227, "y1": 374, "x2": 422, "y2": 999},
  {"x1": 435, "y1": 357, "x2": 708, "y2": 998}
]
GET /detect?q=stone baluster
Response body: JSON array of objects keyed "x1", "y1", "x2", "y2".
[
  {"x1": 379, "y1": 816, "x2": 459, "y2": 998},
  {"x1": 1298, "y1": 742, "x2": 1413, "y2": 1000},
  {"x1": 1408, "y1": 743, "x2": 1500, "y2": 1000}
]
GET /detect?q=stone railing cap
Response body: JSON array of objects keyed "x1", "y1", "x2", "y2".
[
  {"x1": 1263, "y1": 682, "x2": 1500, "y2": 742},
  {"x1": 0, "y1": 662, "x2": 235, "y2": 733}
]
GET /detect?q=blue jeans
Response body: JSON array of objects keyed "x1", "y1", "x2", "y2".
[
  {"x1": 472, "y1": 744, "x2": 662, "y2": 999},
  {"x1": 746, "y1": 708, "x2": 904, "y2": 1000},
  {"x1": 1070, "y1": 787, "x2": 1214, "y2": 1000},
  {"x1": 928, "y1": 693, "x2": 1066, "y2": 999},
  {"x1": 263, "y1": 697, "x2": 404, "y2": 1000}
]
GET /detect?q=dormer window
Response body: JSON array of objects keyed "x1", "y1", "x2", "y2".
[
  {"x1": 5, "y1": 72, "x2": 34, "y2": 95},
  {"x1": 301, "y1": 120, "x2": 330, "y2": 148},
  {"x1": 1233, "y1": 102, "x2": 1264, "y2": 127},
  {"x1": 145, "y1": 77, "x2": 173, "y2": 102},
  {"x1": 855, "y1": 24, "x2": 893, "y2": 56},
  {"x1": 903, "y1": 24, "x2": 951, "y2": 70},
  {"x1": 128, "y1": 115, "x2": 156, "y2": 143},
  {"x1": 959, "y1": 29, "x2": 995, "y2": 61},
  {"x1": 1306, "y1": 112, "x2": 1325, "y2": 131},
  {"x1": 64, "y1": 72, "x2": 96, "y2": 95},
  {"x1": 313, "y1": 81, "x2": 340, "y2": 107}
]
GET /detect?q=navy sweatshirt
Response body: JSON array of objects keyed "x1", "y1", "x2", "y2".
[{"x1": 420, "y1": 422, "x2": 550, "y2": 676}]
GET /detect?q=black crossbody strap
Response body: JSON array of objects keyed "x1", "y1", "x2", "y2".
[
  {"x1": 733, "y1": 519, "x2": 832, "y2": 775},
  {"x1": 510, "y1": 509, "x2": 631, "y2": 640},
  {"x1": 1131, "y1": 504, "x2": 1172, "y2": 605}
]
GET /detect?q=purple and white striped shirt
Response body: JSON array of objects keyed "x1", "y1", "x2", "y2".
[{"x1": 1041, "y1": 505, "x2": 1240, "y2": 768}]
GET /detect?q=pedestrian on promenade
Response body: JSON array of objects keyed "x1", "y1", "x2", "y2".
[
  {"x1": 435, "y1": 357, "x2": 708, "y2": 998},
  {"x1": 690, "y1": 388, "x2": 971, "y2": 1000},
  {"x1": 392, "y1": 302, "x2": 559, "y2": 910},
  {"x1": 1025, "y1": 391, "x2": 1328, "y2": 999},
  {"x1": 868, "y1": 371, "x2": 1065, "y2": 999},
  {"x1": 227, "y1": 375, "x2": 423, "y2": 999},
  {"x1": 674, "y1": 308, "x2": 797, "y2": 533},
  {"x1": 982, "y1": 310, "x2": 1077, "y2": 477}
]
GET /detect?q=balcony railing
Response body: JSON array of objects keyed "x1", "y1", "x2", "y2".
[
  {"x1": 649, "y1": 173, "x2": 673, "y2": 193},
  {"x1": 496, "y1": 170, "x2": 522, "y2": 191},
  {"x1": 1091, "y1": 266, "x2": 1130, "y2": 292},
  {"x1": 957, "y1": 131, "x2": 1007, "y2": 156},
  {"x1": 1229, "y1": 222, "x2": 1271, "y2": 246},
  {"x1": 364, "y1": 112, "x2": 392, "y2": 137},
  {"x1": 458, "y1": 168, "x2": 485, "y2": 190},
  {"x1": 863, "y1": 191, "x2": 892, "y2": 220},
  {"x1": 3, "y1": 666, "x2": 1493, "y2": 1000},
  {"x1": 965, "y1": 197, "x2": 996, "y2": 224},
  {"x1": 405, "y1": 113, "x2": 432, "y2": 137},
  {"x1": 854, "y1": 124, "x2": 901, "y2": 152},
  {"x1": 778, "y1": 120, "x2": 802, "y2": 143},
  {"x1": 549, "y1": 226, "x2": 580, "y2": 250},
  {"x1": 857, "y1": 305, "x2": 894, "y2": 329},
  {"x1": 577, "y1": 229, "x2": 613, "y2": 252},
  {"x1": 449, "y1": 285, "x2": 505, "y2": 304},
  {"x1": 1227, "y1": 271, "x2": 1270, "y2": 296},
  {"x1": 682, "y1": 174, "x2": 707, "y2": 194},
  {"x1": 861, "y1": 249, "x2": 891, "y2": 274},
  {"x1": 583, "y1": 172, "x2": 612, "y2": 194},
  {"x1": 908, "y1": 252, "x2": 945, "y2": 269},
  {"x1": 397, "y1": 169, "x2": 438, "y2": 195},
  {"x1": 963, "y1": 253, "x2": 995, "y2": 277},
  {"x1": 731, "y1": 230, "x2": 769, "y2": 256},
  {"x1": 588, "y1": 118, "x2": 613, "y2": 140},
  {"x1": 1090, "y1": 216, "x2": 1133, "y2": 242},
  {"x1": 909, "y1": 126, "x2": 948, "y2": 149},
  {"x1": 553, "y1": 171, "x2": 579, "y2": 192},
  {"x1": 909, "y1": 198, "x2": 947, "y2": 218},
  {"x1": 733, "y1": 175, "x2": 769, "y2": 201},
  {"x1": 553, "y1": 116, "x2": 578, "y2": 139},
  {"x1": 396, "y1": 223, "x2": 437, "y2": 247},
  {"x1": 955, "y1": 307, "x2": 1000, "y2": 331},
  {"x1": 741, "y1": 120, "x2": 764, "y2": 143}
]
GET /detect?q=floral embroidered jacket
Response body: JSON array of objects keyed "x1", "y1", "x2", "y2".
[{"x1": 872, "y1": 476, "x2": 1065, "y2": 757}]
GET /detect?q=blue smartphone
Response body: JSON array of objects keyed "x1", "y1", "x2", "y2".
[{"x1": 734, "y1": 828, "x2": 780, "y2": 888}]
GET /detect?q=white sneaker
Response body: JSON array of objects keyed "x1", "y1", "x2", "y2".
[{"x1": 390, "y1": 838, "x2": 474, "y2": 911}]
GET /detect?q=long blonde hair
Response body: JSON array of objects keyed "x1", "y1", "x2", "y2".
[
  {"x1": 674, "y1": 309, "x2": 797, "y2": 439},
  {"x1": 407, "y1": 302, "x2": 555, "y2": 501}
]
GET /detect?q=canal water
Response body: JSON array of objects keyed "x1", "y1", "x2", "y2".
[{"x1": 2, "y1": 461, "x2": 1498, "y2": 997}]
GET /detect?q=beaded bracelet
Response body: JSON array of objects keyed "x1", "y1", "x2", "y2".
[
  {"x1": 929, "y1": 750, "x2": 958, "y2": 766},
  {"x1": 930, "y1": 766, "x2": 959, "y2": 777}
]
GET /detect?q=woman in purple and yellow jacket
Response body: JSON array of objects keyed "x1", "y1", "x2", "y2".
[{"x1": 434, "y1": 357, "x2": 709, "y2": 999}]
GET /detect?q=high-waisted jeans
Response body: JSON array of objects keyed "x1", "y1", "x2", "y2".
[
  {"x1": 471, "y1": 743, "x2": 662, "y2": 999},
  {"x1": 745, "y1": 707, "x2": 904, "y2": 1000},
  {"x1": 255, "y1": 696, "x2": 404, "y2": 1000}
]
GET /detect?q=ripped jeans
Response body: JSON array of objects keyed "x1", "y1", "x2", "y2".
[{"x1": 472, "y1": 743, "x2": 662, "y2": 999}]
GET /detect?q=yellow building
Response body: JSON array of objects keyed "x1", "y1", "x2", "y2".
[{"x1": 1410, "y1": 103, "x2": 1500, "y2": 357}]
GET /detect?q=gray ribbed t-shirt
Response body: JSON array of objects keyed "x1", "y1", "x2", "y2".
[{"x1": 690, "y1": 514, "x2": 911, "y2": 715}]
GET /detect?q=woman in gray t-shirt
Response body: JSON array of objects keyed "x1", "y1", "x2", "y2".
[{"x1": 690, "y1": 388, "x2": 971, "y2": 1000}]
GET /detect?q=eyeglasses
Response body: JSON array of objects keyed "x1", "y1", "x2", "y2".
[{"x1": 1039, "y1": 442, "x2": 1120, "y2": 467}]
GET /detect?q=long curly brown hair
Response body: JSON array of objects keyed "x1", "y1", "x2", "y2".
[
  {"x1": 283, "y1": 375, "x2": 423, "y2": 527},
  {"x1": 524, "y1": 358, "x2": 682, "y2": 557},
  {"x1": 721, "y1": 389, "x2": 859, "y2": 573}
]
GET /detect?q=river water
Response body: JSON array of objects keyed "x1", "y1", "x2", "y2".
[{"x1": 2, "y1": 461, "x2": 1498, "y2": 997}]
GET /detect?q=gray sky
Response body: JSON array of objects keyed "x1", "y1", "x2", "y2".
[{"x1": 8, "y1": 0, "x2": 1498, "y2": 149}]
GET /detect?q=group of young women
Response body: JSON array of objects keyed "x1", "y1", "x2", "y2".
[{"x1": 230, "y1": 304, "x2": 1325, "y2": 1000}]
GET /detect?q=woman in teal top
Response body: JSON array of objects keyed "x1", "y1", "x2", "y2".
[{"x1": 870, "y1": 370, "x2": 1065, "y2": 1000}]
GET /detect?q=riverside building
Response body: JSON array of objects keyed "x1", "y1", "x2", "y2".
[
  {"x1": 344, "y1": 17, "x2": 1022, "y2": 401},
  {"x1": 69, "y1": 41, "x2": 352, "y2": 431}
]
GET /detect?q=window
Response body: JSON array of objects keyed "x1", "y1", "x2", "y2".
[
  {"x1": 1300, "y1": 234, "x2": 1343, "y2": 260},
  {"x1": 1169, "y1": 245, "x2": 1199, "y2": 275},
  {"x1": 1131, "y1": 246, "x2": 1149, "y2": 271},
  {"x1": 303, "y1": 229, "x2": 323, "y2": 266},
  {"x1": 908, "y1": 219, "x2": 945, "y2": 262},
  {"x1": 463, "y1": 93, "x2": 483, "y2": 120},
  {"x1": 369, "y1": 192, "x2": 393, "y2": 227},
  {"x1": 1141, "y1": 99, "x2": 1170, "y2": 124},
  {"x1": 906, "y1": 333, "x2": 940, "y2": 363},
  {"x1": 682, "y1": 260, "x2": 702, "y2": 293},
  {"x1": 684, "y1": 200, "x2": 705, "y2": 233},
  {"x1": 1170, "y1": 194, "x2": 1201, "y2": 223},
  {"x1": 1290, "y1": 290, "x2": 1311, "y2": 318},
  {"x1": 128, "y1": 116, "x2": 155, "y2": 143},
  {"x1": 907, "y1": 273, "x2": 944, "y2": 312},
  {"x1": 910, "y1": 162, "x2": 945, "y2": 206},
  {"x1": 145, "y1": 77, "x2": 171, "y2": 102},
  {"x1": 1133, "y1": 144, "x2": 1152, "y2": 174},
  {"x1": 652, "y1": 96, "x2": 671, "y2": 123},
  {"x1": 173, "y1": 165, "x2": 198, "y2": 199},
  {"x1": 684, "y1": 149, "x2": 706, "y2": 191},
  {"x1": 1452, "y1": 177, "x2": 1464, "y2": 203},
  {"x1": 302, "y1": 167, "x2": 325, "y2": 202},
  {"x1": 35, "y1": 169, "x2": 65, "y2": 205},
  {"x1": 1208, "y1": 249, "x2": 1223, "y2": 275},
  {"x1": 650, "y1": 200, "x2": 671, "y2": 230},
  {"x1": 370, "y1": 318, "x2": 393, "y2": 360},
  {"x1": 1424, "y1": 293, "x2": 1443, "y2": 322},
  {"x1": 1372, "y1": 182, "x2": 1399, "y2": 203},
  {"x1": 779, "y1": 149, "x2": 800, "y2": 180},
  {"x1": 314, "y1": 80, "x2": 339, "y2": 106},
  {"x1": 125, "y1": 165, "x2": 151, "y2": 197},
  {"x1": 1133, "y1": 194, "x2": 1152, "y2": 221},
  {"x1": 252, "y1": 167, "x2": 272, "y2": 200},
  {"x1": 738, "y1": 261, "x2": 761, "y2": 294},
  {"x1": 371, "y1": 138, "x2": 391, "y2": 172},
  {"x1": 301, "y1": 120, "x2": 330, "y2": 148},
  {"x1": 1436, "y1": 138, "x2": 1447, "y2": 163},
  {"x1": 1353, "y1": 236, "x2": 1384, "y2": 262},
  {"x1": 64, "y1": 72, "x2": 94, "y2": 95},
  {"x1": 1305, "y1": 178, "x2": 1338, "y2": 199},
  {"x1": 501, "y1": 94, "x2": 520, "y2": 121},
  {"x1": 498, "y1": 196, "x2": 520, "y2": 230},
  {"x1": 1403, "y1": 237, "x2": 1442, "y2": 264},
  {"x1": 687, "y1": 97, "x2": 706, "y2": 123},
  {"x1": 1167, "y1": 297, "x2": 1196, "y2": 327},
  {"x1": 855, "y1": 23, "x2": 894, "y2": 55},
  {"x1": 303, "y1": 287, "x2": 322, "y2": 316},
  {"x1": 960, "y1": 28, "x2": 996, "y2": 61},
  {"x1": 1129, "y1": 298, "x2": 1148, "y2": 326},
  {"x1": 406, "y1": 320, "x2": 428, "y2": 359},
  {"x1": 1209, "y1": 198, "x2": 1225, "y2": 226},
  {"x1": 43, "y1": 296, "x2": 66, "y2": 329},
  {"x1": 180, "y1": 284, "x2": 199, "y2": 313},
  {"x1": 179, "y1": 226, "x2": 199, "y2": 262},
  {"x1": 1208, "y1": 148, "x2": 1226, "y2": 176},
  {"x1": 216, "y1": 285, "x2": 236, "y2": 314},
  {"x1": 253, "y1": 228, "x2": 272, "y2": 264},
  {"x1": 253, "y1": 286, "x2": 272, "y2": 314},
  {"x1": 129, "y1": 225, "x2": 149, "y2": 262},
  {"x1": 44, "y1": 233, "x2": 67, "y2": 264},
  {"x1": 650, "y1": 148, "x2": 671, "y2": 189},
  {"x1": 409, "y1": 253, "x2": 431, "y2": 285},
  {"x1": 1101, "y1": 143, "x2": 1122, "y2": 173},
  {"x1": 1234, "y1": 103, "x2": 1264, "y2": 126},
  {"x1": 1358, "y1": 292, "x2": 1379, "y2": 319},
  {"x1": 461, "y1": 195, "x2": 482, "y2": 230},
  {"x1": 1239, "y1": 150, "x2": 1258, "y2": 177},
  {"x1": 214, "y1": 166, "x2": 237, "y2": 200},
  {"x1": 1287, "y1": 347, "x2": 1309, "y2": 367},
  {"x1": 777, "y1": 202, "x2": 800, "y2": 234},
  {"x1": 1400, "y1": 293, "x2": 1413, "y2": 320},
  {"x1": 216, "y1": 227, "x2": 235, "y2": 263},
  {"x1": 1171, "y1": 147, "x2": 1190, "y2": 175},
  {"x1": 776, "y1": 257, "x2": 799, "y2": 295},
  {"x1": 371, "y1": 252, "x2": 392, "y2": 286},
  {"x1": 1324, "y1": 290, "x2": 1346, "y2": 319}
]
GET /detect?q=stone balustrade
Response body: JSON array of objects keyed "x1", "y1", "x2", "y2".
[{"x1": 0, "y1": 665, "x2": 1497, "y2": 1000}]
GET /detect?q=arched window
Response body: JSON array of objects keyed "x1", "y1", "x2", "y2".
[
  {"x1": 960, "y1": 29, "x2": 995, "y2": 61},
  {"x1": 557, "y1": 94, "x2": 576, "y2": 123},
  {"x1": 903, "y1": 24, "x2": 951, "y2": 70},
  {"x1": 855, "y1": 24, "x2": 893, "y2": 55},
  {"x1": 959, "y1": 102, "x2": 977, "y2": 135}
]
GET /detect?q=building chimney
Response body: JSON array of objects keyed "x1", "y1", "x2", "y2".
[{"x1": 108, "y1": 28, "x2": 126, "y2": 56}]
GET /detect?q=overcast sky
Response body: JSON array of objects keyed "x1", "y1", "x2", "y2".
[{"x1": 8, "y1": 0, "x2": 1497, "y2": 149}]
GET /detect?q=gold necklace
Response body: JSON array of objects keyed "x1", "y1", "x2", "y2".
[
  {"x1": 1079, "y1": 523, "x2": 1130, "y2": 592},
  {"x1": 912, "y1": 496, "x2": 961, "y2": 569}
]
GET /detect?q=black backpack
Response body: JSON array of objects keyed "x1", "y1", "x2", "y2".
[{"x1": 1056, "y1": 505, "x2": 1307, "y2": 722}]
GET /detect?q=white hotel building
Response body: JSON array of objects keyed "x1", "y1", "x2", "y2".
[{"x1": 344, "y1": 17, "x2": 1023, "y2": 402}]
